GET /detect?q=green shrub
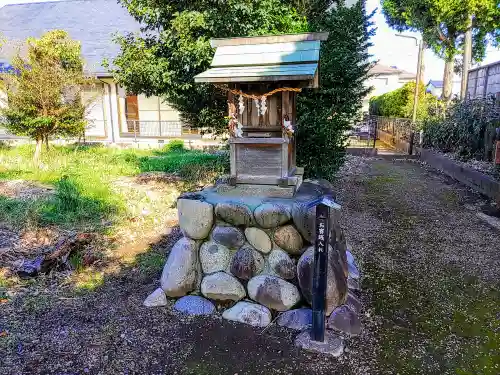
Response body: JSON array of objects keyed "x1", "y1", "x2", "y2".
[
  {"x1": 163, "y1": 139, "x2": 185, "y2": 153},
  {"x1": 423, "y1": 98, "x2": 500, "y2": 161},
  {"x1": 370, "y1": 82, "x2": 440, "y2": 121}
]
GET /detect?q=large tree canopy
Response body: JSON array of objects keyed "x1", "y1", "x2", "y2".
[
  {"x1": 111, "y1": 0, "x2": 374, "y2": 177},
  {"x1": 381, "y1": 0, "x2": 500, "y2": 100},
  {"x1": 109, "y1": 0, "x2": 308, "y2": 133}
]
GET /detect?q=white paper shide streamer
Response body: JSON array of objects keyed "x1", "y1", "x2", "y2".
[{"x1": 238, "y1": 95, "x2": 245, "y2": 114}]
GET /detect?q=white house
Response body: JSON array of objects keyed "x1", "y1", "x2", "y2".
[
  {"x1": 425, "y1": 79, "x2": 461, "y2": 98},
  {"x1": 363, "y1": 63, "x2": 416, "y2": 111},
  {"x1": 0, "y1": 0, "x2": 201, "y2": 144}
]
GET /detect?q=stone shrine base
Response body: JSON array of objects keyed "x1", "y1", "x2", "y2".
[{"x1": 145, "y1": 179, "x2": 362, "y2": 357}]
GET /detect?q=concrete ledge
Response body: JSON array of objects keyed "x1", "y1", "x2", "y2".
[{"x1": 419, "y1": 148, "x2": 500, "y2": 202}]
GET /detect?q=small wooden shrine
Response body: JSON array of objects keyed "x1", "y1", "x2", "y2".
[{"x1": 195, "y1": 32, "x2": 329, "y2": 195}]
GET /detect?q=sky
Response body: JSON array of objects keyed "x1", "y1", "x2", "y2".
[
  {"x1": 366, "y1": 0, "x2": 500, "y2": 82},
  {"x1": 1, "y1": 0, "x2": 500, "y2": 83}
]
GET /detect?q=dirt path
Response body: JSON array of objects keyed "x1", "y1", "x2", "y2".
[{"x1": 1, "y1": 157, "x2": 499, "y2": 375}]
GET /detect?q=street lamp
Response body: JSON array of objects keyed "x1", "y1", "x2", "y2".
[{"x1": 396, "y1": 34, "x2": 424, "y2": 151}]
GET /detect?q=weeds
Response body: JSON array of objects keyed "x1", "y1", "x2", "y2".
[{"x1": 0, "y1": 144, "x2": 228, "y2": 232}]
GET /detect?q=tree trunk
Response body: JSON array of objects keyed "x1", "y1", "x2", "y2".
[
  {"x1": 419, "y1": 48, "x2": 425, "y2": 85},
  {"x1": 34, "y1": 138, "x2": 43, "y2": 163},
  {"x1": 44, "y1": 135, "x2": 50, "y2": 151},
  {"x1": 442, "y1": 59, "x2": 455, "y2": 102}
]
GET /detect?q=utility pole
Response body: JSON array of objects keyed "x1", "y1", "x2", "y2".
[
  {"x1": 396, "y1": 34, "x2": 424, "y2": 152},
  {"x1": 412, "y1": 40, "x2": 424, "y2": 123},
  {"x1": 461, "y1": 15, "x2": 473, "y2": 100}
]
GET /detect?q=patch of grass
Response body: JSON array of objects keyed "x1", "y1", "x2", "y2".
[
  {"x1": 0, "y1": 145, "x2": 228, "y2": 232},
  {"x1": 135, "y1": 250, "x2": 165, "y2": 275},
  {"x1": 21, "y1": 292, "x2": 52, "y2": 314},
  {"x1": 73, "y1": 270, "x2": 104, "y2": 294},
  {"x1": 440, "y1": 189, "x2": 460, "y2": 206},
  {"x1": 363, "y1": 246, "x2": 500, "y2": 375},
  {"x1": 0, "y1": 196, "x2": 42, "y2": 228},
  {"x1": 139, "y1": 152, "x2": 227, "y2": 177}
]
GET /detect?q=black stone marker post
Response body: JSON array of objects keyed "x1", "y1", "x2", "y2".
[{"x1": 311, "y1": 202, "x2": 330, "y2": 342}]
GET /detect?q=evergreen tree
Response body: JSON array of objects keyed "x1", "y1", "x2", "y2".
[
  {"x1": 296, "y1": 1, "x2": 375, "y2": 177},
  {"x1": 111, "y1": 0, "x2": 374, "y2": 177}
]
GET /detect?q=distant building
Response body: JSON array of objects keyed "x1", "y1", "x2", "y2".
[
  {"x1": 426, "y1": 80, "x2": 461, "y2": 98},
  {"x1": 0, "y1": 0, "x2": 199, "y2": 144},
  {"x1": 363, "y1": 63, "x2": 416, "y2": 112}
]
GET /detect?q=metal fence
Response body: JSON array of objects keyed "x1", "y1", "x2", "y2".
[
  {"x1": 348, "y1": 116, "x2": 377, "y2": 148},
  {"x1": 123, "y1": 120, "x2": 200, "y2": 139},
  {"x1": 0, "y1": 119, "x2": 201, "y2": 141},
  {"x1": 367, "y1": 115, "x2": 421, "y2": 154}
]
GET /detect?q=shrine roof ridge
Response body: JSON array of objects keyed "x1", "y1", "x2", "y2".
[{"x1": 210, "y1": 32, "x2": 330, "y2": 48}]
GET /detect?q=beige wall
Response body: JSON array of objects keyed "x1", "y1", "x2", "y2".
[{"x1": 82, "y1": 83, "x2": 107, "y2": 137}]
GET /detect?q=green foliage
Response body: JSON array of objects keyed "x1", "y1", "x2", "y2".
[
  {"x1": 0, "y1": 31, "x2": 91, "y2": 152},
  {"x1": 297, "y1": 1, "x2": 375, "y2": 178},
  {"x1": 423, "y1": 97, "x2": 500, "y2": 161},
  {"x1": 369, "y1": 82, "x2": 440, "y2": 120},
  {"x1": 109, "y1": 0, "x2": 307, "y2": 133},
  {"x1": 381, "y1": 0, "x2": 499, "y2": 62},
  {"x1": 139, "y1": 151, "x2": 229, "y2": 180},
  {"x1": 163, "y1": 139, "x2": 185, "y2": 153},
  {"x1": 0, "y1": 145, "x2": 228, "y2": 230}
]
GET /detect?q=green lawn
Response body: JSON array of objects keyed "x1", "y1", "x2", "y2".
[{"x1": 0, "y1": 142, "x2": 228, "y2": 232}]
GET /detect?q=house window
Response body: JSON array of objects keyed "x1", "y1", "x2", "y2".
[{"x1": 125, "y1": 95, "x2": 139, "y2": 133}]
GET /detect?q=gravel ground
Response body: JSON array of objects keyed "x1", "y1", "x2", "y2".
[{"x1": 1, "y1": 156, "x2": 499, "y2": 375}]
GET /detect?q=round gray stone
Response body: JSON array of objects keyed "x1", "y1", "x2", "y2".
[
  {"x1": 348, "y1": 263, "x2": 360, "y2": 280},
  {"x1": 160, "y1": 237, "x2": 200, "y2": 297},
  {"x1": 268, "y1": 249, "x2": 296, "y2": 280},
  {"x1": 177, "y1": 199, "x2": 214, "y2": 240},
  {"x1": 297, "y1": 246, "x2": 347, "y2": 315},
  {"x1": 244, "y1": 227, "x2": 272, "y2": 254},
  {"x1": 173, "y1": 295, "x2": 216, "y2": 316},
  {"x1": 247, "y1": 275, "x2": 301, "y2": 312},
  {"x1": 295, "y1": 330, "x2": 344, "y2": 358},
  {"x1": 199, "y1": 241, "x2": 231, "y2": 274},
  {"x1": 254, "y1": 203, "x2": 291, "y2": 229},
  {"x1": 327, "y1": 305, "x2": 361, "y2": 336},
  {"x1": 291, "y1": 203, "x2": 316, "y2": 243},
  {"x1": 212, "y1": 226, "x2": 245, "y2": 249},
  {"x1": 347, "y1": 277, "x2": 361, "y2": 292},
  {"x1": 215, "y1": 202, "x2": 253, "y2": 227},
  {"x1": 201, "y1": 272, "x2": 246, "y2": 302},
  {"x1": 143, "y1": 287, "x2": 167, "y2": 307},
  {"x1": 273, "y1": 225, "x2": 304, "y2": 255},
  {"x1": 222, "y1": 301, "x2": 272, "y2": 328},
  {"x1": 277, "y1": 308, "x2": 312, "y2": 331},
  {"x1": 345, "y1": 291, "x2": 362, "y2": 314},
  {"x1": 292, "y1": 200, "x2": 342, "y2": 244},
  {"x1": 230, "y1": 245, "x2": 265, "y2": 280}
]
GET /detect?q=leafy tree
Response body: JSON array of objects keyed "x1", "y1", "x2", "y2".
[
  {"x1": 369, "y1": 81, "x2": 440, "y2": 121},
  {"x1": 296, "y1": 0, "x2": 375, "y2": 178},
  {"x1": 381, "y1": 0, "x2": 500, "y2": 101},
  {"x1": 0, "y1": 30, "x2": 90, "y2": 160},
  {"x1": 108, "y1": 0, "x2": 307, "y2": 134}
]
